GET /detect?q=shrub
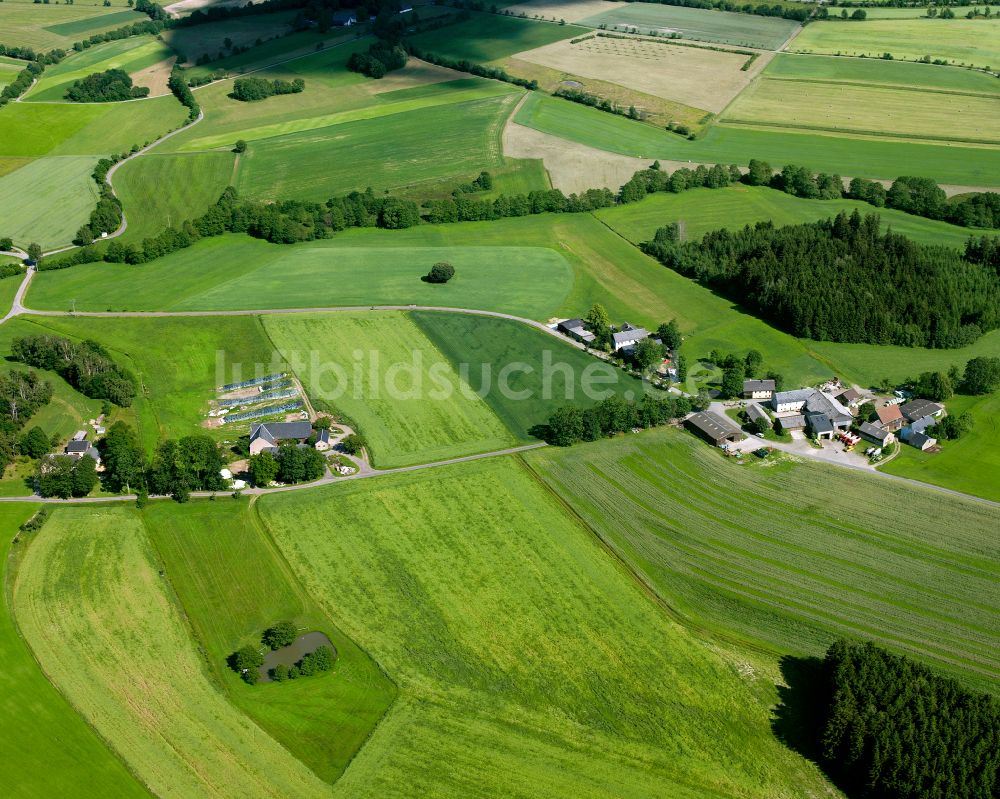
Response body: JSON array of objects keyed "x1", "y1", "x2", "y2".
[{"x1": 425, "y1": 262, "x2": 455, "y2": 283}]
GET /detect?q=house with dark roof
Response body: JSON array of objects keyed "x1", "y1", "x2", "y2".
[
  {"x1": 900, "y1": 399, "x2": 944, "y2": 422},
  {"x1": 611, "y1": 323, "x2": 650, "y2": 353},
  {"x1": 557, "y1": 319, "x2": 595, "y2": 344},
  {"x1": 773, "y1": 388, "x2": 851, "y2": 439},
  {"x1": 836, "y1": 387, "x2": 863, "y2": 408},
  {"x1": 906, "y1": 431, "x2": 937, "y2": 450},
  {"x1": 743, "y1": 379, "x2": 775, "y2": 400},
  {"x1": 875, "y1": 403, "x2": 904, "y2": 432},
  {"x1": 249, "y1": 421, "x2": 314, "y2": 455},
  {"x1": 685, "y1": 411, "x2": 745, "y2": 446},
  {"x1": 858, "y1": 421, "x2": 894, "y2": 446},
  {"x1": 314, "y1": 428, "x2": 332, "y2": 451},
  {"x1": 746, "y1": 402, "x2": 770, "y2": 425},
  {"x1": 64, "y1": 438, "x2": 101, "y2": 466},
  {"x1": 332, "y1": 9, "x2": 357, "y2": 25},
  {"x1": 778, "y1": 414, "x2": 806, "y2": 432}
]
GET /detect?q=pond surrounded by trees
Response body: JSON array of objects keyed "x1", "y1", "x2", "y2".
[{"x1": 258, "y1": 631, "x2": 335, "y2": 682}]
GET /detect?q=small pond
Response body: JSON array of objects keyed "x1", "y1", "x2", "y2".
[{"x1": 258, "y1": 631, "x2": 336, "y2": 682}]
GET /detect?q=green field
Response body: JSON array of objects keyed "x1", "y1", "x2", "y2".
[
  {"x1": 515, "y1": 92, "x2": 1000, "y2": 185},
  {"x1": 413, "y1": 311, "x2": 650, "y2": 438},
  {"x1": 24, "y1": 37, "x2": 174, "y2": 102},
  {"x1": 406, "y1": 11, "x2": 588, "y2": 61},
  {"x1": 0, "y1": 505, "x2": 149, "y2": 799},
  {"x1": 0, "y1": 156, "x2": 99, "y2": 249},
  {"x1": 263, "y1": 312, "x2": 517, "y2": 466},
  {"x1": 257, "y1": 458, "x2": 835, "y2": 797},
  {"x1": 880, "y1": 391, "x2": 1000, "y2": 502},
  {"x1": 13, "y1": 506, "x2": 337, "y2": 799},
  {"x1": 0, "y1": 1, "x2": 144, "y2": 51},
  {"x1": 578, "y1": 3, "x2": 800, "y2": 50},
  {"x1": 114, "y1": 152, "x2": 235, "y2": 242},
  {"x1": 182, "y1": 28, "x2": 355, "y2": 81},
  {"x1": 791, "y1": 17, "x2": 1000, "y2": 70},
  {"x1": 142, "y1": 501, "x2": 396, "y2": 783},
  {"x1": 163, "y1": 11, "x2": 298, "y2": 65},
  {"x1": 27, "y1": 235, "x2": 573, "y2": 317},
  {"x1": 526, "y1": 428, "x2": 1000, "y2": 691},
  {"x1": 595, "y1": 184, "x2": 988, "y2": 249}
]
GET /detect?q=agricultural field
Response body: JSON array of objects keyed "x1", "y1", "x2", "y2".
[
  {"x1": 142, "y1": 501, "x2": 396, "y2": 783},
  {"x1": 577, "y1": 3, "x2": 800, "y2": 50},
  {"x1": 163, "y1": 11, "x2": 299, "y2": 65},
  {"x1": 258, "y1": 458, "x2": 835, "y2": 797},
  {"x1": 114, "y1": 151, "x2": 235, "y2": 242},
  {"x1": 526, "y1": 428, "x2": 1000, "y2": 692},
  {"x1": 503, "y1": 0, "x2": 629, "y2": 23},
  {"x1": 0, "y1": 1, "x2": 144, "y2": 51},
  {"x1": 790, "y1": 17, "x2": 1000, "y2": 70},
  {"x1": 514, "y1": 92, "x2": 1000, "y2": 186},
  {"x1": 12, "y1": 506, "x2": 337, "y2": 799},
  {"x1": 262, "y1": 312, "x2": 518, "y2": 467},
  {"x1": 0, "y1": 58, "x2": 21, "y2": 91},
  {"x1": 0, "y1": 155, "x2": 99, "y2": 249},
  {"x1": 24, "y1": 36, "x2": 174, "y2": 102}
]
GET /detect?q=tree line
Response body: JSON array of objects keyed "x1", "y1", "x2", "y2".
[
  {"x1": 817, "y1": 639, "x2": 1000, "y2": 799},
  {"x1": 74, "y1": 155, "x2": 126, "y2": 245},
  {"x1": 642, "y1": 210, "x2": 1000, "y2": 348},
  {"x1": 537, "y1": 393, "x2": 706, "y2": 447},
  {"x1": 0, "y1": 371, "x2": 54, "y2": 472},
  {"x1": 11, "y1": 335, "x2": 138, "y2": 406},
  {"x1": 347, "y1": 41, "x2": 408, "y2": 79},
  {"x1": 246, "y1": 443, "x2": 325, "y2": 487},
  {"x1": 230, "y1": 76, "x2": 305, "y2": 101}
]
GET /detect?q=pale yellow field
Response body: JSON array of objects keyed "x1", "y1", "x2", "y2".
[
  {"x1": 515, "y1": 35, "x2": 764, "y2": 113},
  {"x1": 503, "y1": 0, "x2": 627, "y2": 23},
  {"x1": 723, "y1": 77, "x2": 1000, "y2": 144},
  {"x1": 13, "y1": 507, "x2": 333, "y2": 799},
  {"x1": 130, "y1": 55, "x2": 177, "y2": 96}
]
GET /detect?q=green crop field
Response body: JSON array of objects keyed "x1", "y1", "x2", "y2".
[
  {"x1": 406, "y1": 11, "x2": 588, "y2": 61},
  {"x1": 24, "y1": 37, "x2": 173, "y2": 102},
  {"x1": 114, "y1": 152, "x2": 235, "y2": 242},
  {"x1": 0, "y1": 155, "x2": 99, "y2": 249},
  {"x1": 182, "y1": 29, "x2": 355, "y2": 81},
  {"x1": 142, "y1": 501, "x2": 396, "y2": 784},
  {"x1": 0, "y1": 2, "x2": 144, "y2": 51},
  {"x1": 595, "y1": 185, "x2": 987, "y2": 249},
  {"x1": 880, "y1": 391, "x2": 1000, "y2": 502},
  {"x1": 413, "y1": 311, "x2": 650, "y2": 437},
  {"x1": 27, "y1": 235, "x2": 573, "y2": 318},
  {"x1": 791, "y1": 18, "x2": 1000, "y2": 70},
  {"x1": 164, "y1": 11, "x2": 299, "y2": 64},
  {"x1": 515, "y1": 92, "x2": 1000, "y2": 185},
  {"x1": 577, "y1": 3, "x2": 800, "y2": 50},
  {"x1": 257, "y1": 458, "x2": 834, "y2": 797},
  {"x1": 13, "y1": 505, "x2": 338, "y2": 799},
  {"x1": 0, "y1": 505, "x2": 149, "y2": 799},
  {"x1": 526, "y1": 428, "x2": 1000, "y2": 691},
  {"x1": 263, "y1": 312, "x2": 517, "y2": 466}
]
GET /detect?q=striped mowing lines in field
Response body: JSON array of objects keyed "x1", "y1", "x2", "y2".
[{"x1": 527, "y1": 429, "x2": 1000, "y2": 692}]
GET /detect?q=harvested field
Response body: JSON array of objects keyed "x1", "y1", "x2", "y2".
[
  {"x1": 515, "y1": 34, "x2": 765, "y2": 113},
  {"x1": 503, "y1": 0, "x2": 627, "y2": 23},
  {"x1": 130, "y1": 55, "x2": 177, "y2": 96}
]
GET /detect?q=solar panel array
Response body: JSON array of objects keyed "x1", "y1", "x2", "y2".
[
  {"x1": 221, "y1": 400, "x2": 304, "y2": 424},
  {"x1": 220, "y1": 372, "x2": 287, "y2": 392}
]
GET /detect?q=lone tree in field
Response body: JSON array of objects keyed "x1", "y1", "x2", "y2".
[
  {"x1": 340, "y1": 433, "x2": 367, "y2": 456},
  {"x1": 425, "y1": 262, "x2": 455, "y2": 283},
  {"x1": 233, "y1": 139, "x2": 247, "y2": 153},
  {"x1": 26, "y1": 242, "x2": 42, "y2": 264}
]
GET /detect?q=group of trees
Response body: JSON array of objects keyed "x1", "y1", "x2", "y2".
[
  {"x1": 964, "y1": 236, "x2": 1000, "y2": 273},
  {"x1": 403, "y1": 42, "x2": 538, "y2": 90},
  {"x1": 246, "y1": 442, "x2": 325, "y2": 487},
  {"x1": 453, "y1": 170, "x2": 493, "y2": 195},
  {"x1": 271, "y1": 645, "x2": 334, "y2": 682},
  {"x1": 846, "y1": 175, "x2": 1000, "y2": 229},
  {"x1": 642, "y1": 210, "x2": 1000, "y2": 348},
  {"x1": 74, "y1": 156, "x2": 124, "y2": 245},
  {"x1": 0, "y1": 371, "x2": 54, "y2": 471},
  {"x1": 147, "y1": 435, "x2": 228, "y2": 501},
  {"x1": 347, "y1": 40, "x2": 407, "y2": 79},
  {"x1": 11, "y1": 335, "x2": 137, "y2": 406},
  {"x1": 36, "y1": 454, "x2": 99, "y2": 499},
  {"x1": 907, "y1": 355, "x2": 1000, "y2": 402},
  {"x1": 553, "y1": 86, "x2": 644, "y2": 122},
  {"x1": 702, "y1": 348, "x2": 782, "y2": 400},
  {"x1": 817, "y1": 639, "x2": 1000, "y2": 799},
  {"x1": 424, "y1": 187, "x2": 617, "y2": 224},
  {"x1": 229, "y1": 76, "x2": 304, "y2": 101},
  {"x1": 228, "y1": 620, "x2": 335, "y2": 685},
  {"x1": 65, "y1": 69, "x2": 149, "y2": 102},
  {"x1": 167, "y1": 66, "x2": 200, "y2": 120},
  {"x1": 539, "y1": 393, "x2": 705, "y2": 447}
]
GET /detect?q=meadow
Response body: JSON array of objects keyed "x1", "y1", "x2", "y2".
[
  {"x1": 258, "y1": 458, "x2": 835, "y2": 797},
  {"x1": 13, "y1": 506, "x2": 338, "y2": 799},
  {"x1": 525, "y1": 428, "x2": 1000, "y2": 691},
  {"x1": 577, "y1": 3, "x2": 800, "y2": 50},
  {"x1": 163, "y1": 11, "x2": 298, "y2": 65},
  {"x1": 0, "y1": 1, "x2": 144, "y2": 51},
  {"x1": 0, "y1": 505, "x2": 149, "y2": 799},
  {"x1": 26, "y1": 235, "x2": 573, "y2": 317},
  {"x1": 0, "y1": 59, "x2": 21, "y2": 91},
  {"x1": 24, "y1": 36, "x2": 173, "y2": 102},
  {"x1": 0, "y1": 155, "x2": 99, "y2": 249},
  {"x1": 263, "y1": 312, "x2": 517, "y2": 467},
  {"x1": 790, "y1": 17, "x2": 1000, "y2": 70},
  {"x1": 142, "y1": 501, "x2": 396, "y2": 784},
  {"x1": 515, "y1": 92, "x2": 1000, "y2": 185},
  {"x1": 413, "y1": 311, "x2": 650, "y2": 438}
]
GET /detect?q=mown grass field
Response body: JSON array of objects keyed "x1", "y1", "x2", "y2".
[
  {"x1": 0, "y1": 505, "x2": 149, "y2": 799},
  {"x1": 577, "y1": 3, "x2": 799, "y2": 49},
  {"x1": 142, "y1": 501, "x2": 396, "y2": 784},
  {"x1": 24, "y1": 36, "x2": 173, "y2": 102},
  {"x1": 0, "y1": 156, "x2": 99, "y2": 249},
  {"x1": 791, "y1": 17, "x2": 1000, "y2": 69},
  {"x1": 526, "y1": 428, "x2": 1000, "y2": 691},
  {"x1": 514, "y1": 92, "x2": 1000, "y2": 185},
  {"x1": 114, "y1": 151, "x2": 235, "y2": 243},
  {"x1": 13, "y1": 505, "x2": 337, "y2": 799},
  {"x1": 406, "y1": 11, "x2": 588, "y2": 61},
  {"x1": 263, "y1": 312, "x2": 517, "y2": 467},
  {"x1": 27, "y1": 235, "x2": 573, "y2": 317},
  {"x1": 595, "y1": 184, "x2": 988, "y2": 249},
  {"x1": 258, "y1": 458, "x2": 835, "y2": 798},
  {"x1": 413, "y1": 311, "x2": 650, "y2": 438},
  {"x1": 0, "y1": 1, "x2": 144, "y2": 51},
  {"x1": 0, "y1": 59, "x2": 21, "y2": 91}
]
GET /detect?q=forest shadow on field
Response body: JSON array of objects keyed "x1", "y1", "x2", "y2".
[{"x1": 771, "y1": 654, "x2": 826, "y2": 764}]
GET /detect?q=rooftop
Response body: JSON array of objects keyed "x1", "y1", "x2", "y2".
[
  {"x1": 686, "y1": 411, "x2": 744, "y2": 441},
  {"x1": 744, "y1": 379, "x2": 775, "y2": 392}
]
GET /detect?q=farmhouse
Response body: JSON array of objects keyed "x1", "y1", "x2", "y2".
[
  {"x1": 743, "y1": 379, "x2": 775, "y2": 400},
  {"x1": 249, "y1": 421, "x2": 315, "y2": 455},
  {"x1": 685, "y1": 411, "x2": 746, "y2": 446},
  {"x1": 836, "y1": 387, "x2": 863, "y2": 408},
  {"x1": 875, "y1": 403, "x2": 904, "y2": 432},
  {"x1": 772, "y1": 388, "x2": 851, "y2": 439},
  {"x1": 771, "y1": 388, "x2": 814, "y2": 413},
  {"x1": 558, "y1": 318, "x2": 596, "y2": 344},
  {"x1": 64, "y1": 438, "x2": 101, "y2": 466},
  {"x1": 858, "y1": 421, "x2": 894, "y2": 446},
  {"x1": 612, "y1": 323, "x2": 650, "y2": 353},
  {"x1": 900, "y1": 399, "x2": 944, "y2": 422},
  {"x1": 314, "y1": 428, "x2": 332, "y2": 451}
]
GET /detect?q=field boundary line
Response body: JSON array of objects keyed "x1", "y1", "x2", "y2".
[
  {"x1": 762, "y1": 75, "x2": 1000, "y2": 100},
  {"x1": 719, "y1": 117, "x2": 1000, "y2": 147}
]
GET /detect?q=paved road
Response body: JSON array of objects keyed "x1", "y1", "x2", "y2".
[{"x1": 0, "y1": 442, "x2": 548, "y2": 504}]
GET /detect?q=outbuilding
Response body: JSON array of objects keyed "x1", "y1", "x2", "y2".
[
  {"x1": 858, "y1": 421, "x2": 894, "y2": 446},
  {"x1": 685, "y1": 411, "x2": 746, "y2": 446}
]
